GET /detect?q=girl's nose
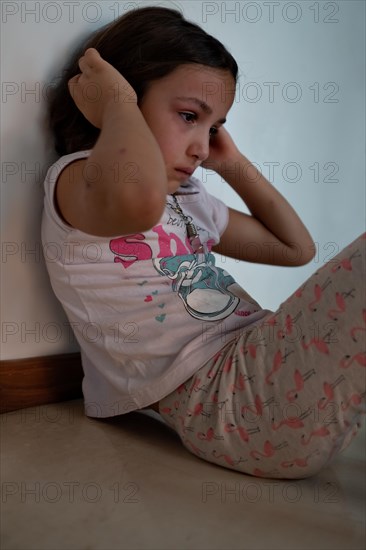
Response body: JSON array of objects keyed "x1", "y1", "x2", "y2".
[{"x1": 186, "y1": 134, "x2": 210, "y2": 162}]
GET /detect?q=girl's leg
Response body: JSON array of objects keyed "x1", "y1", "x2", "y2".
[{"x1": 159, "y1": 233, "x2": 366, "y2": 479}]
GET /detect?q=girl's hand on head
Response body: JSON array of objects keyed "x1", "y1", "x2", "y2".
[
  {"x1": 67, "y1": 48, "x2": 137, "y2": 129},
  {"x1": 201, "y1": 126, "x2": 241, "y2": 174}
]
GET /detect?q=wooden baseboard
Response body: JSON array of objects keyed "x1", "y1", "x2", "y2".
[{"x1": 0, "y1": 353, "x2": 84, "y2": 414}]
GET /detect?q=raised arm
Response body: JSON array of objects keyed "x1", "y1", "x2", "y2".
[
  {"x1": 56, "y1": 48, "x2": 168, "y2": 237},
  {"x1": 205, "y1": 127, "x2": 316, "y2": 266}
]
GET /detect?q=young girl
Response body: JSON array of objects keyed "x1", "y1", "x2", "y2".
[{"x1": 42, "y1": 6, "x2": 365, "y2": 479}]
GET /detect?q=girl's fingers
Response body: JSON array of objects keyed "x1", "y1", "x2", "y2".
[
  {"x1": 81, "y1": 48, "x2": 101, "y2": 69},
  {"x1": 67, "y1": 74, "x2": 81, "y2": 93},
  {"x1": 67, "y1": 74, "x2": 82, "y2": 101},
  {"x1": 84, "y1": 47, "x2": 100, "y2": 58},
  {"x1": 78, "y1": 55, "x2": 90, "y2": 74},
  {"x1": 68, "y1": 74, "x2": 80, "y2": 84}
]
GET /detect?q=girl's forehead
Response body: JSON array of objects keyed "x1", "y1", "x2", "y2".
[
  {"x1": 168, "y1": 63, "x2": 234, "y2": 84},
  {"x1": 157, "y1": 64, "x2": 236, "y2": 100}
]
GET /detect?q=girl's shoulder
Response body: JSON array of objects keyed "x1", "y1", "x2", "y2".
[
  {"x1": 46, "y1": 150, "x2": 92, "y2": 182},
  {"x1": 44, "y1": 150, "x2": 91, "y2": 230}
]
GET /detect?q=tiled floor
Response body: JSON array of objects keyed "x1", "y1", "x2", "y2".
[{"x1": 1, "y1": 398, "x2": 365, "y2": 550}]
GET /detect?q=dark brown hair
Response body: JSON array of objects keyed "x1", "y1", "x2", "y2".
[{"x1": 48, "y1": 6, "x2": 239, "y2": 156}]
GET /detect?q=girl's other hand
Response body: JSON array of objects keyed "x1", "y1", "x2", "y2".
[
  {"x1": 68, "y1": 48, "x2": 137, "y2": 129},
  {"x1": 201, "y1": 126, "x2": 241, "y2": 174}
]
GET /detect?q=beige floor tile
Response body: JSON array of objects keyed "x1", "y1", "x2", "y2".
[{"x1": 1, "y1": 399, "x2": 365, "y2": 550}]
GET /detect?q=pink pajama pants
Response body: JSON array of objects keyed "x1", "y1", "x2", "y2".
[{"x1": 158, "y1": 233, "x2": 366, "y2": 479}]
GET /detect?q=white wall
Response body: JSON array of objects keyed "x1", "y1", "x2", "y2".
[{"x1": 1, "y1": 0, "x2": 365, "y2": 359}]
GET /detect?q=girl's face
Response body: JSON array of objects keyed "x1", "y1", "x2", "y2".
[{"x1": 139, "y1": 64, "x2": 236, "y2": 194}]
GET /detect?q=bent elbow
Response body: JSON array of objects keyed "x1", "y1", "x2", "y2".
[
  {"x1": 296, "y1": 241, "x2": 317, "y2": 266},
  {"x1": 137, "y1": 203, "x2": 164, "y2": 232},
  {"x1": 134, "y1": 187, "x2": 167, "y2": 231}
]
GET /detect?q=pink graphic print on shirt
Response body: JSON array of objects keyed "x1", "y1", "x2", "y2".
[{"x1": 110, "y1": 225, "x2": 259, "y2": 322}]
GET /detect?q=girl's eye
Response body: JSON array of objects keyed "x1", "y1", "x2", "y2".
[
  {"x1": 180, "y1": 112, "x2": 218, "y2": 137},
  {"x1": 180, "y1": 112, "x2": 197, "y2": 123}
]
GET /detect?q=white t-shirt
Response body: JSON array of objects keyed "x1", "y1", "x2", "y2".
[{"x1": 41, "y1": 150, "x2": 271, "y2": 417}]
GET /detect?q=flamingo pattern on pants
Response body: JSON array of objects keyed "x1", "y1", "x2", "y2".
[{"x1": 159, "y1": 233, "x2": 366, "y2": 479}]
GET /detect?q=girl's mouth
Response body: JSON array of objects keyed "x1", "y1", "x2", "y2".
[{"x1": 175, "y1": 168, "x2": 193, "y2": 178}]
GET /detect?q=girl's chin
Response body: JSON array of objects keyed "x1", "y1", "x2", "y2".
[{"x1": 167, "y1": 179, "x2": 183, "y2": 195}]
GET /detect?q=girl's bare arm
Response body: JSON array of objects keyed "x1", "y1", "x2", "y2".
[
  {"x1": 56, "y1": 48, "x2": 168, "y2": 237},
  {"x1": 206, "y1": 128, "x2": 316, "y2": 266}
]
